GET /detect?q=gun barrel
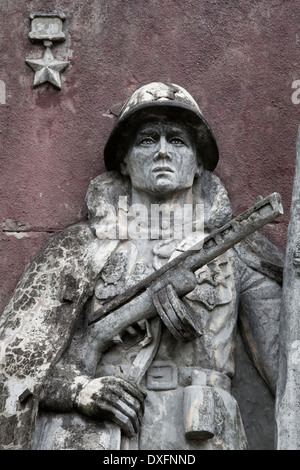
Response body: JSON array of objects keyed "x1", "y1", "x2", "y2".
[
  {"x1": 88, "y1": 192, "x2": 283, "y2": 326},
  {"x1": 184, "y1": 191, "x2": 283, "y2": 273}
]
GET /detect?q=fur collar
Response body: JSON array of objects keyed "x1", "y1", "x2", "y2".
[{"x1": 85, "y1": 170, "x2": 233, "y2": 238}]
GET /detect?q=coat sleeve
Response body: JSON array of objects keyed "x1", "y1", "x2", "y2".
[
  {"x1": 0, "y1": 222, "x2": 95, "y2": 449},
  {"x1": 234, "y1": 232, "x2": 284, "y2": 395}
]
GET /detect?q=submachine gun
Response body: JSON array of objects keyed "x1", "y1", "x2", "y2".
[{"x1": 88, "y1": 193, "x2": 283, "y2": 364}]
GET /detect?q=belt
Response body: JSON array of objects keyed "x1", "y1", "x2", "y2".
[
  {"x1": 146, "y1": 361, "x2": 231, "y2": 392},
  {"x1": 97, "y1": 361, "x2": 232, "y2": 393}
]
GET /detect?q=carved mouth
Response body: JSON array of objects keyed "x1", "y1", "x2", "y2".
[{"x1": 152, "y1": 166, "x2": 175, "y2": 173}]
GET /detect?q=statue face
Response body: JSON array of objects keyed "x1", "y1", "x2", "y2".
[{"x1": 122, "y1": 121, "x2": 200, "y2": 197}]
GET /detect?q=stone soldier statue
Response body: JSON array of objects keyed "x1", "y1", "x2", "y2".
[{"x1": 0, "y1": 82, "x2": 283, "y2": 450}]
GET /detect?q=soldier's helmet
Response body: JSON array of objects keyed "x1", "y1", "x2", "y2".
[{"x1": 104, "y1": 82, "x2": 219, "y2": 172}]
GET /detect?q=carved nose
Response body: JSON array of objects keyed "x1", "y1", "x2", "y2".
[
  {"x1": 155, "y1": 138, "x2": 170, "y2": 160},
  {"x1": 158, "y1": 148, "x2": 167, "y2": 158}
]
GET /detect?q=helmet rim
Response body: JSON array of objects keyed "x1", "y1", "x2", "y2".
[{"x1": 104, "y1": 84, "x2": 219, "y2": 172}]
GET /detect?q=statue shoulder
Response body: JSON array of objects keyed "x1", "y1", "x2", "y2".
[
  {"x1": 233, "y1": 231, "x2": 284, "y2": 284},
  {"x1": 32, "y1": 221, "x2": 95, "y2": 265},
  {"x1": 43, "y1": 221, "x2": 94, "y2": 250},
  {"x1": 1, "y1": 221, "x2": 96, "y2": 316}
]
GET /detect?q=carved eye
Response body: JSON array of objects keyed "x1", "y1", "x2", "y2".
[
  {"x1": 137, "y1": 137, "x2": 156, "y2": 146},
  {"x1": 169, "y1": 137, "x2": 186, "y2": 145}
]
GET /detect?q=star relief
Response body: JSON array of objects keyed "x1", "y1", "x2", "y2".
[{"x1": 26, "y1": 46, "x2": 69, "y2": 89}]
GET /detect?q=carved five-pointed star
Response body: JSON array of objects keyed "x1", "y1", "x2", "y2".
[{"x1": 26, "y1": 47, "x2": 69, "y2": 89}]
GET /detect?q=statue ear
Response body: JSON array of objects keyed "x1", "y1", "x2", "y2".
[{"x1": 120, "y1": 159, "x2": 129, "y2": 176}]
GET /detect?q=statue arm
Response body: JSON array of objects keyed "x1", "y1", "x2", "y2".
[
  {"x1": 39, "y1": 292, "x2": 147, "y2": 437},
  {"x1": 237, "y1": 257, "x2": 282, "y2": 395},
  {"x1": 39, "y1": 331, "x2": 147, "y2": 437},
  {"x1": 0, "y1": 223, "x2": 96, "y2": 449}
]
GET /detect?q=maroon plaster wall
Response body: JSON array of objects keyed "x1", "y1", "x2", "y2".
[{"x1": 1, "y1": 0, "x2": 300, "y2": 314}]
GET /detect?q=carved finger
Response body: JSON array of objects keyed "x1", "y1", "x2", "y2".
[
  {"x1": 99, "y1": 400, "x2": 136, "y2": 438},
  {"x1": 111, "y1": 389, "x2": 143, "y2": 425},
  {"x1": 108, "y1": 394, "x2": 140, "y2": 433},
  {"x1": 106, "y1": 376, "x2": 147, "y2": 405}
]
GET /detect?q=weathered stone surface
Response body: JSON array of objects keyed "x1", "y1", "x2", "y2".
[
  {"x1": 275, "y1": 126, "x2": 300, "y2": 449},
  {"x1": 232, "y1": 330, "x2": 276, "y2": 450},
  {"x1": 1, "y1": 0, "x2": 297, "y2": 321},
  {"x1": 0, "y1": 82, "x2": 284, "y2": 450}
]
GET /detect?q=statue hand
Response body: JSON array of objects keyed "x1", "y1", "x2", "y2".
[
  {"x1": 153, "y1": 283, "x2": 202, "y2": 343},
  {"x1": 74, "y1": 376, "x2": 147, "y2": 437}
]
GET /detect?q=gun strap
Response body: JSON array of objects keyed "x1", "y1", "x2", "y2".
[{"x1": 125, "y1": 317, "x2": 162, "y2": 385}]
